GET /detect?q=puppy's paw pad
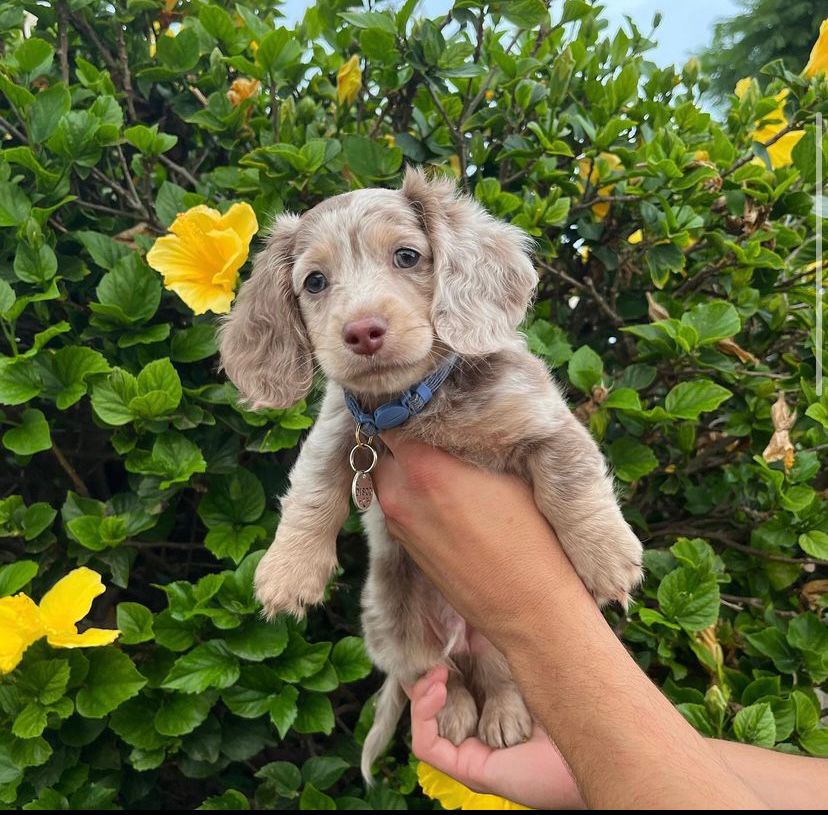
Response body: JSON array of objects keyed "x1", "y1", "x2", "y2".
[
  {"x1": 436, "y1": 683, "x2": 478, "y2": 745},
  {"x1": 477, "y1": 692, "x2": 532, "y2": 749}
]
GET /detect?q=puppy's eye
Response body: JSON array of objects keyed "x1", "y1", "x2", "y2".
[
  {"x1": 393, "y1": 248, "x2": 420, "y2": 269},
  {"x1": 303, "y1": 272, "x2": 328, "y2": 294}
]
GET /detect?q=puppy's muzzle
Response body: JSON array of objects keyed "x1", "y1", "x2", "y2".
[{"x1": 343, "y1": 316, "x2": 387, "y2": 355}]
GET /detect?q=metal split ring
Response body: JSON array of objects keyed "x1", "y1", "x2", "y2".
[{"x1": 349, "y1": 443, "x2": 377, "y2": 474}]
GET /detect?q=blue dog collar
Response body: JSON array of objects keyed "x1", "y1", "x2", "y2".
[{"x1": 344, "y1": 355, "x2": 459, "y2": 437}]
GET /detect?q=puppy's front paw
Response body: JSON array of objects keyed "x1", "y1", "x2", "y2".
[
  {"x1": 478, "y1": 689, "x2": 532, "y2": 749},
  {"x1": 436, "y1": 680, "x2": 478, "y2": 745},
  {"x1": 253, "y1": 540, "x2": 336, "y2": 619},
  {"x1": 567, "y1": 523, "x2": 643, "y2": 609}
]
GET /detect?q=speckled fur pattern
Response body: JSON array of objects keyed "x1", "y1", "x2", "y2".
[{"x1": 218, "y1": 167, "x2": 643, "y2": 782}]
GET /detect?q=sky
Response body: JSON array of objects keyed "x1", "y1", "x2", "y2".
[{"x1": 278, "y1": 0, "x2": 744, "y2": 67}]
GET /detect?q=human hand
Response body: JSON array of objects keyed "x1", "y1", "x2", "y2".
[
  {"x1": 373, "y1": 434, "x2": 594, "y2": 653},
  {"x1": 408, "y1": 665, "x2": 584, "y2": 811}
]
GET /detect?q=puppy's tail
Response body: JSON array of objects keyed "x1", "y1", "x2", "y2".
[{"x1": 360, "y1": 677, "x2": 407, "y2": 784}]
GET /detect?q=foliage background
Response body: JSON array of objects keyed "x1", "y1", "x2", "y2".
[
  {"x1": 700, "y1": 0, "x2": 828, "y2": 103},
  {"x1": 1, "y1": 0, "x2": 827, "y2": 809}
]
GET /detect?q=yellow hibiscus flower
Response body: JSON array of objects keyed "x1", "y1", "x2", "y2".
[
  {"x1": 227, "y1": 77, "x2": 261, "y2": 107},
  {"x1": 735, "y1": 81, "x2": 804, "y2": 169},
  {"x1": 577, "y1": 152, "x2": 622, "y2": 219},
  {"x1": 417, "y1": 763, "x2": 531, "y2": 810},
  {"x1": 627, "y1": 229, "x2": 644, "y2": 244},
  {"x1": 805, "y1": 19, "x2": 828, "y2": 77},
  {"x1": 337, "y1": 54, "x2": 362, "y2": 106},
  {"x1": 146, "y1": 203, "x2": 259, "y2": 315},
  {"x1": 0, "y1": 567, "x2": 119, "y2": 674}
]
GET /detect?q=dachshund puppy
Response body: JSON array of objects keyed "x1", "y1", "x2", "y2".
[{"x1": 218, "y1": 167, "x2": 643, "y2": 780}]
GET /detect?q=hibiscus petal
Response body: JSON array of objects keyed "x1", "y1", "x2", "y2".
[
  {"x1": 164, "y1": 280, "x2": 236, "y2": 315},
  {"x1": 169, "y1": 205, "x2": 221, "y2": 238},
  {"x1": 218, "y1": 202, "x2": 258, "y2": 245},
  {"x1": 38, "y1": 567, "x2": 105, "y2": 633},
  {"x1": 46, "y1": 628, "x2": 120, "y2": 648},
  {"x1": 206, "y1": 227, "x2": 245, "y2": 288},
  {"x1": 0, "y1": 594, "x2": 44, "y2": 673},
  {"x1": 0, "y1": 630, "x2": 31, "y2": 674},
  {"x1": 147, "y1": 233, "x2": 212, "y2": 286}
]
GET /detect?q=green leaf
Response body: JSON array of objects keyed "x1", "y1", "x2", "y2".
[
  {"x1": 608, "y1": 437, "x2": 658, "y2": 482},
  {"x1": 14, "y1": 37, "x2": 53, "y2": 74},
  {"x1": 66, "y1": 514, "x2": 127, "y2": 551},
  {"x1": 171, "y1": 324, "x2": 218, "y2": 363},
  {"x1": 299, "y1": 784, "x2": 336, "y2": 810},
  {"x1": 75, "y1": 230, "x2": 132, "y2": 269},
  {"x1": 0, "y1": 560, "x2": 38, "y2": 596},
  {"x1": 256, "y1": 761, "x2": 302, "y2": 797},
  {"x1": 124, "y1": 124, "x2": 177, "y2": 156},
  {"x1": 199, "y1": 789, "x2": 250, "y2": 810},
  {"x1": 199, "y1": 469, "x2": 265, "y2": 527},
  {"x1": 155, "y1": 690, "x2": 217, "y2": 737},
  {"x1": 274, "y1": 633, "x2": 332, "y2": 682},
  {"x1": 343, "y1": 135, "x2": 402, "y2": 180},
  {"x1": 269, "y1": 684, "x2": 300, "y2": 739},
  {"x1": 28, "y1": 83, "x2": 70, "y2": 143},
  {"x1": 0, "y1": 357, "x2": 41, "y2": 405},
  {"x1": 657, "y1": 566, "x2": 720, "y2": 632},
  {"x1": 745, "y1": 628, "x2": 799, "y2": 673},
  {"x1": 110, "y1": 697, "x2": 170, "y2": 750},
  {"x1": 12, "y1": 703, "x2": 47, "y2": 739},
  {"x1": 224, "y1": 618, "x2": 289, "y2": 662},
  {"x1": 2, "y1": 409, "x2": 51, "y2": 455},
  {"x1": 293, "y1": 692, "x2": 335, "y2": 735},
  {"x1": 0, "y1": 279, "x2": 14, "y2": 314},
  {"x1": 733, "y1": 702, "x2": 776, "y2": 748},
  {"x1": 42, "y1": 347, "x2": 110, "y2": 410},
  {"x1": 800, "y1": 727, "x2": 828, "y2": 757},
  {"x1": 22, "y1": 502, "x2": 55, "y2": 540},
  {"x1": 567, "y1": 345, "x2": 604, "y2": 393},
  {"x1": 116, "y1": 602, "x2": 154, "y2": 645},
  {"x1": 75, "y1": 649, "x2": 147, "y2": 718},
  {"x1": 256, "y1": 27, "x2": 303, "y2": 75},
  {"x1": 664, "y1": 380, "x2": 732, "y2": 420},
  {"x1": 798, "y1": 530, "x2": 828, "y2": 559},
  {"x1": 157, "y1": 26, "x2": 200, "y2": 72},
  {"x1": 330, "y1": 636, "x2": 372, "y2": 683},
  {"x1": 204, "y1": 523, "x2": 265, "y2": 563},
  {"x1": 91, "y1": 369, "x2": 138, "y2": 426},
  {"x1": 302, "y1": 756, "x2": 349, "y2": 790},
  {"x1": 125, "y1": 431, "x2": 206, "y2": 489},
  {"x1": 339, "y1": 10, "x2": 397, "y2": 33},
  {"x1": 0, "y1": 181, "x2": 32, "y2": 226},
  {"x1": 15, "y1": 658, "x2": 69, "y2": 705},
  {"x1": 681, "y1": 301, "x2": 740, "y2": 345},
  {"x1": 90, "y1": 255, "x2": 160, "y2": 327},
  {"x1": 112, "y1": 358, "x2": 183, "y2": 420},
  {"x1": 163, "y1": 641, "x2": 241, "y2": 693},
  {"x1": 13, "y1": 242, "x2": 56, "y2": 285}
]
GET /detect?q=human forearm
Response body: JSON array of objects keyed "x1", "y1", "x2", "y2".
[
  {"x1": 497, "y1": 548, "x2": 766, "y2": 809},
  {"x1": 710, "y1": 739, "x2": 828, "y2": 808}
]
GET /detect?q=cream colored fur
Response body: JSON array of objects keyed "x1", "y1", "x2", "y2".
[{"x1": 218, "y1": 167, "x2": 643, "y2": 782}]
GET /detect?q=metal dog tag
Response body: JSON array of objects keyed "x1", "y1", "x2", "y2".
[
  {"x1": 349, "y1": 427, "x2": 378, "y2": 512},
  {"x1": 351, "y1": 470, "x2": 375, "y2": 511}
]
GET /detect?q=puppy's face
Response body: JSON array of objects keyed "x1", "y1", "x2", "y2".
[
  {"x1": 219, "y1": 168, "x2": 538, "y2": 409},
  {"x1": 291, "y1": 190, "x2": 438, "y2": 396}
]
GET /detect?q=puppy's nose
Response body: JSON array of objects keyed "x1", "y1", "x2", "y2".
[{"x1": 343, "y1": 316, "x2": 387, "y2": 355}]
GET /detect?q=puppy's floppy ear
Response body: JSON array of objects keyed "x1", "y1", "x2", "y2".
[
  {"x1": 401, "y1": 166, "x2": 538, "y2": 355},
  {"x1": 218, "y1": 213, "x2": 312, "y2": 409}
]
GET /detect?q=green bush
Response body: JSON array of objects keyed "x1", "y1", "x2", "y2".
[{"x1": 1, "y1": 0, "x2": 827, "y2": 809}]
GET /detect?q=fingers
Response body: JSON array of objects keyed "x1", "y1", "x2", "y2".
[
  {"x1": 408, "y1": 666, "x2": 468, "y2": 771},
  {"x1": 406, "y1": 664, "x2": 449, "y2": 701}
]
